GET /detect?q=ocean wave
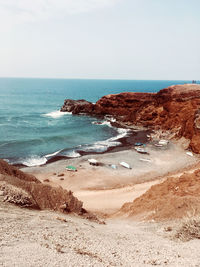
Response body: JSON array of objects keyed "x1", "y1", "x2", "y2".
[
  {"x1": 92, "y1": 119, "x2": 129, "y2": 141},
  {"x1": 88, "y1": 140, "x2": 120, "y2": 152},
  {"x1": 104, "y1": 115, "x2": 116, "y2": 122},
  {"x1": 101, "y1": 121, "x2": 112, "y2": 127},
  {"x1": 92, "y1": 116, "x2": 116, "y2": 127},
  {"x1": 64, "y1": 150, "x2": 81, "y2": 158},
  {"x1": 109, "y1": 128, "x2": 129, "y2": 141},
  {"x1": 45, "y1": 150, "x2": 62, "y2": 158},
  {"x1": 79, "y1": 127, "x2": 130, "y2": 153},
  {"x1": 42, "y1": 110, "x2": 72, "y2": 119},
  {"x1": 22, "y1": 156, "x2": 47, "y2": 167},
  {"x1": 6, "y1": 121, "x2": 129, "y2": 166},
  {"x1": 22, "y1": 149, "x2": 81, "y2": 167},
  {"x1": 92, "y1": 120, "x2": 112, "y2": 127}
]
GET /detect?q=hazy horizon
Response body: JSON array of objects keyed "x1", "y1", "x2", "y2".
[
  {"x1": 0, "y1": 77, "x2": 198, "y2": 82},
  {"x1": 0, "y1": 0, "x2": 199, "y2": 80},
  {"x1": 0, "y1": 76, "x2": 200, "y2": 82}
]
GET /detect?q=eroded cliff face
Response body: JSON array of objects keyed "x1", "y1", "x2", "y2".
[
  {"x1": 0, "y1": 160, "x2": 83, "y2": 214},
  {"x1": 61, "y1": 84, "x2": 200, "y2": 153}
]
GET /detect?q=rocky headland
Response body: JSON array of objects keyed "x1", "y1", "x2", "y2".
[{"x1": 61, "y1": 84, "x2": 200, "y2": 153}]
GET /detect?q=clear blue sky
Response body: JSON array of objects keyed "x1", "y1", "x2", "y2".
[{"x1": 0, "y1": 0, "x2": 199, "y2": 80}]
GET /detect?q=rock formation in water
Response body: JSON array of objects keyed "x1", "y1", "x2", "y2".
[
  {"x1": 60, "y1": 99, "x2": 94, "y2": 114},
  {"x1": 61, "y1": 84, "x2": 200, "y2": 153}
]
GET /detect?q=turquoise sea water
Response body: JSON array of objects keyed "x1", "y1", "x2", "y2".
[{"x1": 0, "y1": 78, "x2": 191, "y2": 166}]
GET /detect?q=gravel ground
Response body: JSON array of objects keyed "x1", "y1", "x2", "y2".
[{"x1": 1, "y1": 200, "x2": 200, "y2": 267}]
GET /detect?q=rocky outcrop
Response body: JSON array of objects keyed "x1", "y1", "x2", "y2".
[
  {"x1": 60, "y1": 99, "x2": 94, "y2": 114},
  {"x1": 0, "y1": 160, "x2": 83, "y2": 214},
  {"x1": 61, "y1": 84, "x2": 200, "y2": 153}
]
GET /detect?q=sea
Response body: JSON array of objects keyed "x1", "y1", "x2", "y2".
[{"x1": 0, "y1": 78, "x2": 192, "y2": 167}]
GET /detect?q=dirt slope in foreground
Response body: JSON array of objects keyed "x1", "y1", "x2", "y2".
[
  {"x1": 118, "y1": 169, "x2": 200, "y2": 221},
  {"x1": 1, "y1": 201, "x2": 200, "y2": 266},
  {"x1": 0, "y1": 159, "x2": 39, "y2": 183},
  {"x1": 0, "y1": 160, "x2": 83, "y2": 214}
]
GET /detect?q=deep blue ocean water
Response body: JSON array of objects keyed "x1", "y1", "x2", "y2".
[{"x1": 0, "y1": 78, "x2": 191, "y2": 166}]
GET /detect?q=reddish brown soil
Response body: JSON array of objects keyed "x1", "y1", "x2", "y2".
[
  {"x1": 119, "y1": 169, "x2": 200, "y2": 221},
  {"x1": 0, "y1": 159, "x2": 39, "y2": 183},
  {"x1": 0, "y1": 160, "x2": 83, "y2": 214}
]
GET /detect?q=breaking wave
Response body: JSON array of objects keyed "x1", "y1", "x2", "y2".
[
  {"x1": 45, "y1": 150, "x2": 62, "y2": 158},
  {"x1": 64, "y1": 150, "x2": 81, "y2": 158},
  {"x1": 22, "y1": 156, "x2": 47, "y2": 167},
  {"x1": 42, "y1": 110, "x2": 72, "y2": 119},
  {"x1": 79, "y1": 127, "x2": 130, "y2": 153},
  {"x1": 7, "y1": 118, "x2": 129, "y2": 166}
]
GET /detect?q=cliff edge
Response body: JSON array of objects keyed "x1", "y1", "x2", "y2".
[{"x1": 61, "y1": 84, "x2": 200, "y2": 153}]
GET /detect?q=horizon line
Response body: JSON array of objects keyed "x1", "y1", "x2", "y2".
[{"x1": 0, "y1": 76, "x2": 198, "y2": 82}]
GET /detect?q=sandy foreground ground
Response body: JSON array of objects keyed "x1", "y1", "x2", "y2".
[
  {"x1": 23, "y1": 142, "x2": 199, "y2": 215},
  {"x1": 1, "y1": 199, "x2": 200, "y2": 267}
]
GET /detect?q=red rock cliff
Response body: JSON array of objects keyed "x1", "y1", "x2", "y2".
[
  {"x1": 61, "y1": 84, "x2": 200, "y2": 153},
  {"x1": 95, "y1": 84, "x2": 200, "y2": 153}
]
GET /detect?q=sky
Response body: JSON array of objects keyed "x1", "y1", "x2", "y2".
[{"x1": 0, "y1": 0, "x2": 199, "y2": 80}]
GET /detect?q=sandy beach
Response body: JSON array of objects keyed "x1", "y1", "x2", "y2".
[{"x1": 22, "y1": 141, "x2": 199, "y2": 216}]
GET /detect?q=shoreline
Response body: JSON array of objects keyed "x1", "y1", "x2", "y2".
[
  {"x1": 12, "y1": 126, "x2": 151, "y2": 168},
  {"x1": 21, "y1": 138, "x2": 199, "y2": 216}
]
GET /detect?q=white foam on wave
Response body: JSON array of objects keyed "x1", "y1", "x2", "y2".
[
  {"x1": 89, "y1": 117, "x2": 130, "y2": 152},
  {"x1": 81, "y1": 143, "x2": 108, "y2": 153},
  {"x1": 65, "y1": 150, "x2": 81, "y2": 158},
  {"x1": 45, "y1": 150, "x2": 62, "y2": 158},
  {"x1": 42, "y1": 110, "x2": 72, "y2": 119},
  {"x1": 109, "y1": 128, "x2": 129, "y2": 142},
  {"x1": 92, "y1": 120, "x2": 112, "y2": 127},
  {"x1": 104, "y1": 115, "x2": 116, "y2": 122},
  {"x1": 22, "y1": 149, "x2": 80, "y2": 167},
  {"x1": 82, "y1": 127, "x2": 130, "y2": 153},
  {"x1": 109, "y1": 117, "x2": 116, "y2": 123},
  {"x1": 23, "y1": 156, "x2": 47, "y2": 167},
  {"x1": 101, "y1": 121, "x2": 112, "y2": 127},
  {"x1": 92, "y1": 120, "x2": 115, "y2": 127},
  {"x1": 98, "y1": 128, "x2": 129, "y2": 147}
]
